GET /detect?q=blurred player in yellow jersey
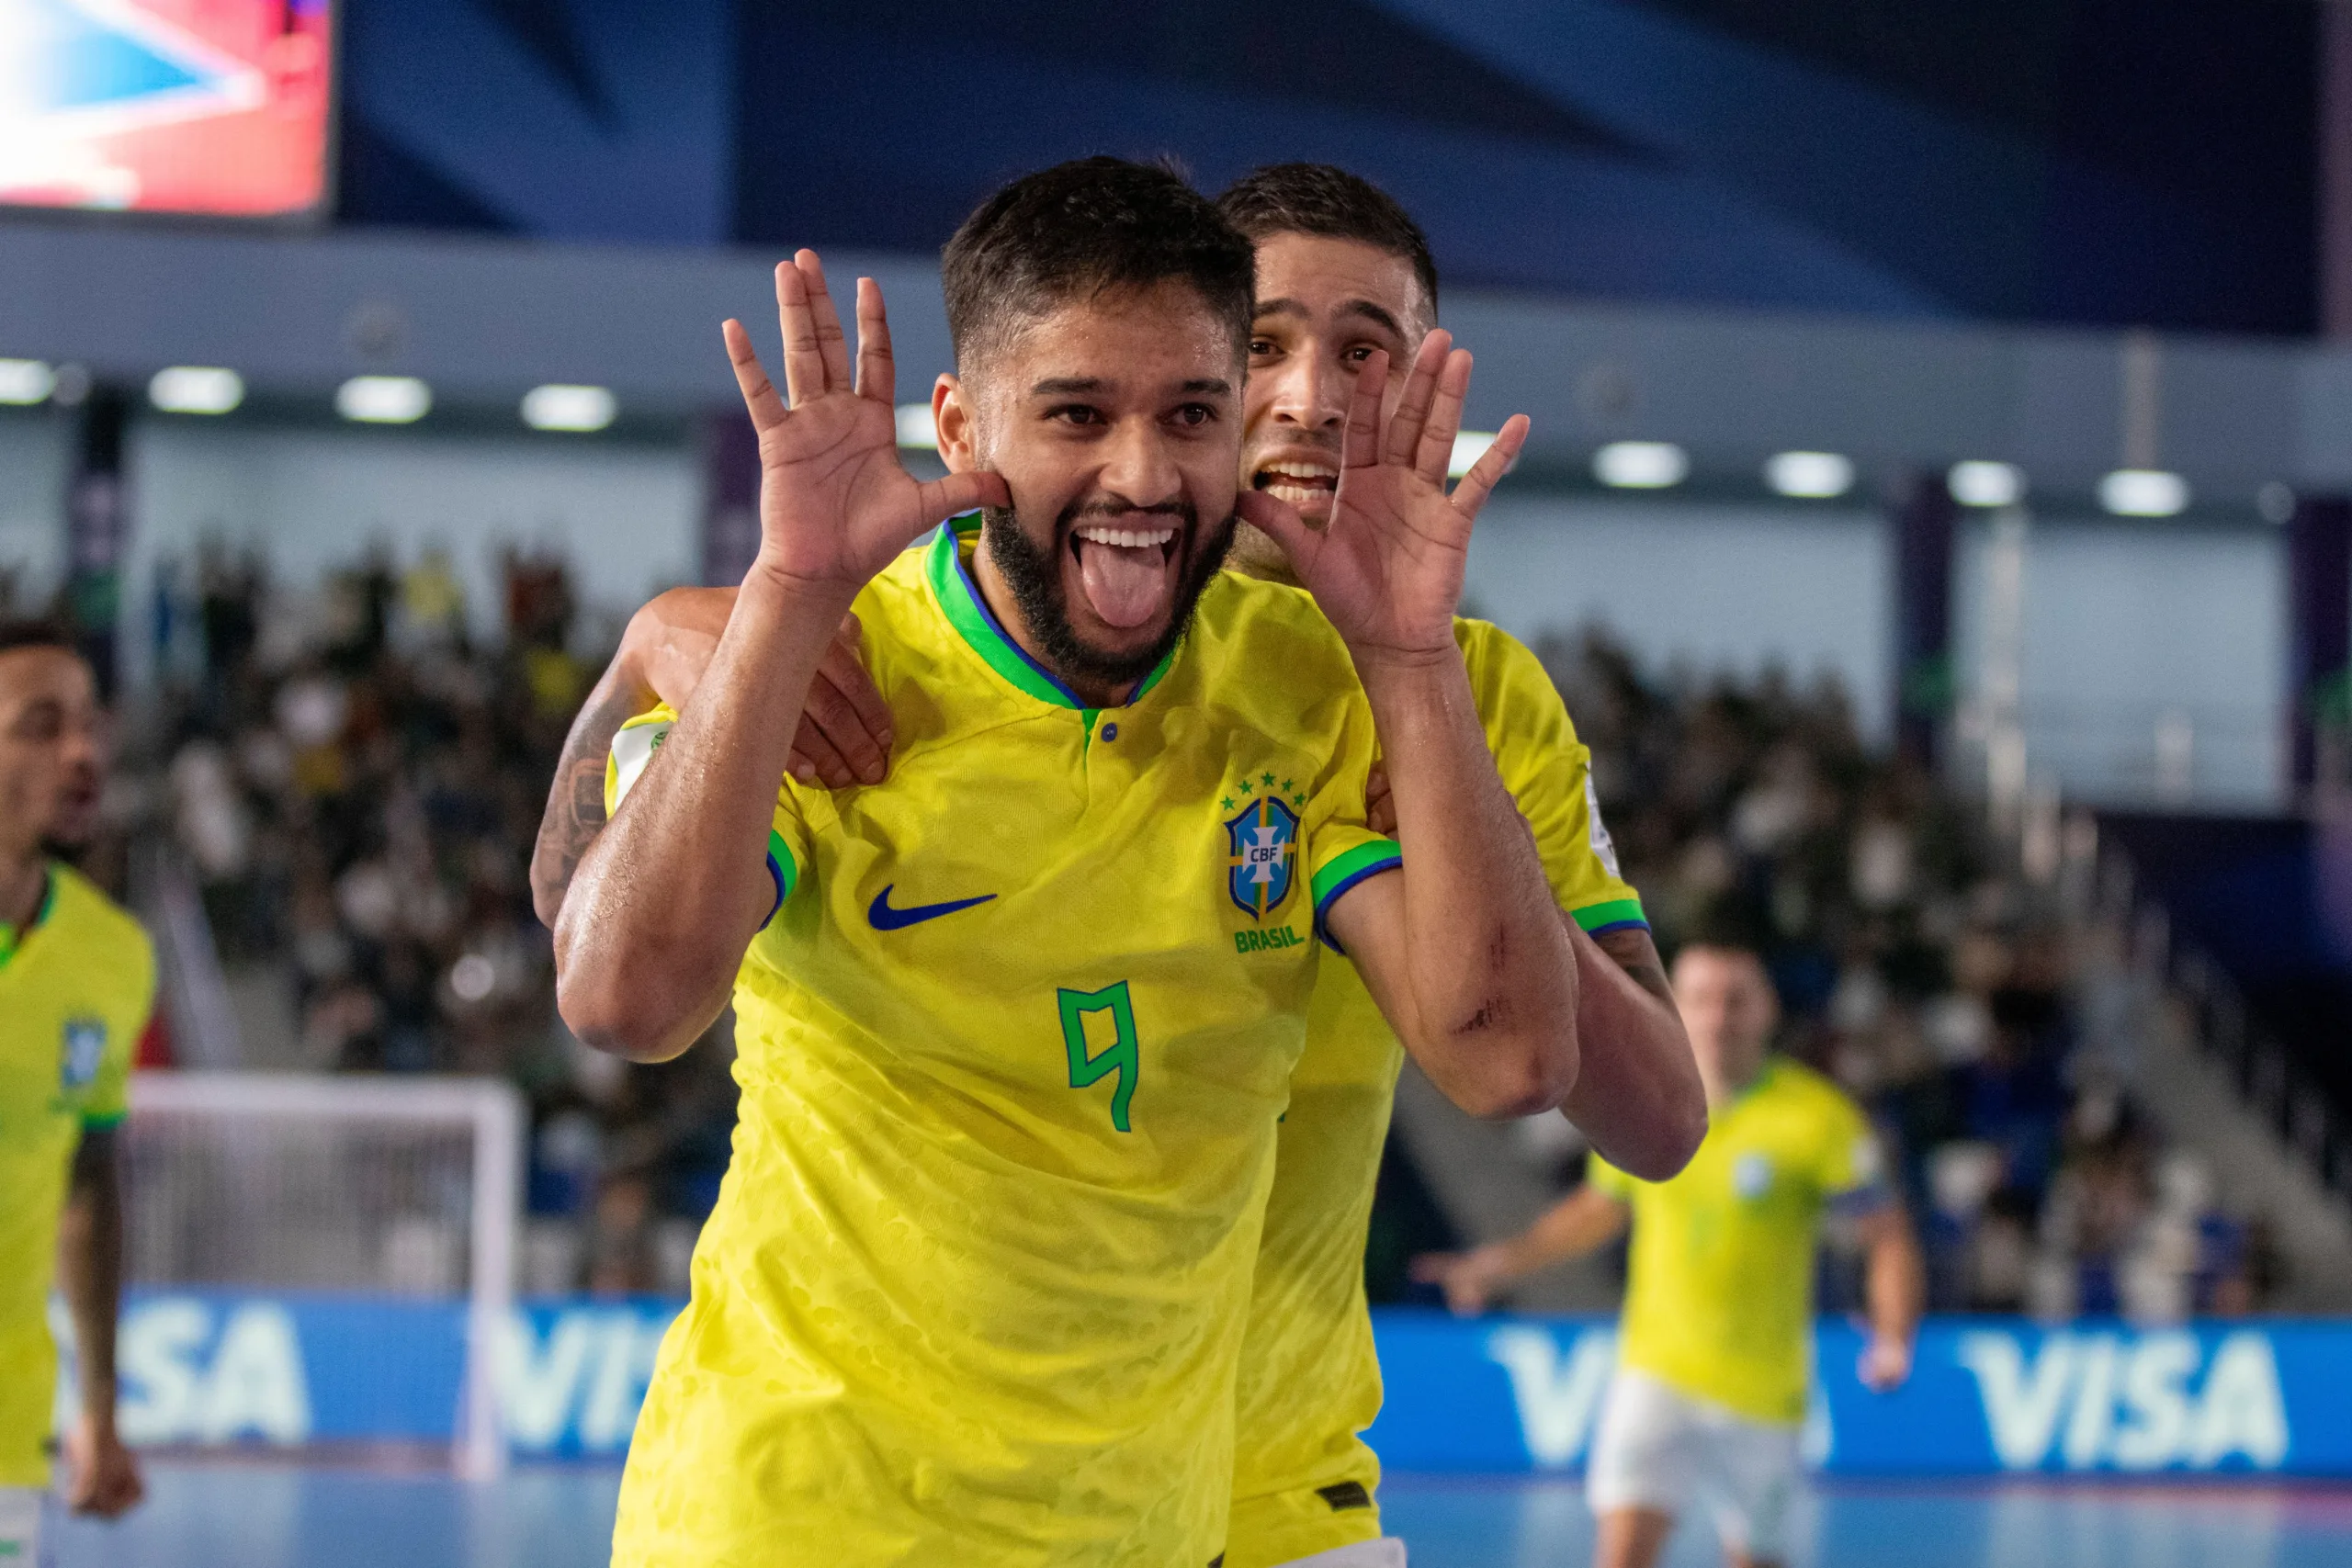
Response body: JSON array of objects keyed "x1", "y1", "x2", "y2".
[
  {"x1": 0, "y1": 624, "x2": 151, "y2": 1565},
  {"x1": 1416, "y1": 942, "x2": 1923, "y2": 1568},
  {"x1": 553, "y1": 160, "x2": 1586, "y2": 1564}
]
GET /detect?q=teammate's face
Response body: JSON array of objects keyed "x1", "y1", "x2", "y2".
[
  {"x1": 0, "y1": 648, "x2": 103, "y2": 857},
  {"x1": 1233, "y1": 233, "x2": 1431, "y2": 581},
  {"x1": 937, "y1": 282, "x2": 1243, "y2": 698},
  {"x1": 1671, "y1": 946, "x2": 1779, "y2": 1102}
]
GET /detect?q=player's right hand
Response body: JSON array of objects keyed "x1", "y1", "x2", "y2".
[
  {"x1": 1409, "y1": 1246, "x2": 1511, "y2": 1317},
  {"x1": 627, "y1": 587, "x2": 892, "y2": 787},
  {"x1": 724, "y1": 253, "x2": 1008, "y2": 598}
]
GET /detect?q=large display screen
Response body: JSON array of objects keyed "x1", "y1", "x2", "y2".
[{"x1": 0, "y1": 0, "x2": 333, "y2": 218}]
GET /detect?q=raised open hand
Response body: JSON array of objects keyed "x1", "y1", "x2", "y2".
[
  {"x1": 725, "y1": 252, "x2": 1009, "y2": 597},
  {"x1": 1237, "y1": 330, "x2": 1527, "y2": 664}
]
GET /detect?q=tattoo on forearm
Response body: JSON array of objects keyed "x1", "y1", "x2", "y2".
[{"x1": 531, "y1": 683, "x2": 639, "y2": 926}]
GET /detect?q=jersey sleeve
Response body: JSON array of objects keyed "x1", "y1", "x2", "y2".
[
  {"x1": 606, "y1": 703, "x2": 809, "y2": 925},
  {"x1": 82, "y1": 926, "x2": 153, "y2": 1131},
  {"x1": 1815, "y1": 1089, "x2": 1894, "y2": 1216},
  {"x1": 1457, "y1": 621, "x2": 1647, "y2": 937},
  {"x1": 1304, "y1": 693, "x2": 1403, "y2": 953}
]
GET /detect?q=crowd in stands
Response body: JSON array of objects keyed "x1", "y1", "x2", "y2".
[
  {"x1": 136, "y1": 545, "x2": 730, "y2": 1296},
  {"x1": 90, "y1": 546, "x2": 2268, "y2": 1314}
]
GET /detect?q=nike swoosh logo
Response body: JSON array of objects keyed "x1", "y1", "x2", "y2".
[{"x1": 867, "y1": 885, "x2": 997, "y2": 931}]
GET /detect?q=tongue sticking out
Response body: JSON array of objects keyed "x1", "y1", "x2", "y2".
[{"x1": 1076, "y1": 539, "x2": 1171, "y2": 631}]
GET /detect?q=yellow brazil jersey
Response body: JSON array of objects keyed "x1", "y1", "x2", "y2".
[
  {"x1": 603, "y1": 520, "x2": 1402, "y2": 1567},
  {"x1": 1587, "y1": 1056, "x2": 1886, "y2": 1426},
  {"x1": 0, "y1": 865, "x2": 153, "y2": 1488},
  {"x1": 1225, "y1": 618, "x2": 1645, "y2": 1568}
]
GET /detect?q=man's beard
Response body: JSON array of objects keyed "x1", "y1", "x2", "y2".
[{"x1": 982, "y1": 501, "x2": 1236, "y2": 693}]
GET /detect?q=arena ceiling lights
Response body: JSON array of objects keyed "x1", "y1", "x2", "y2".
[
  {"x1": 0, "y1": 359, "x2": 55, "y2": 405},
  {"x1": 521, "y1": 384, "x2": 616, "y2": 433},
  {"x1": 337, "y1": 376, "x2": 433, "y2": 425},
  {"x1": 894, "y1": 403, "x2": 938, "y2": 450},
  {"x1": 1593, "y1": 440, "x2": 1688, "y2": 490},
  {"x1": 149, "y1": 366, "x2": 243, "y2": 415},
  {"x1": 2099, "y1": 468, "x2": 2189, "y2": 518},
  {"x1": 1764, "y1": 450, "x2": 1853, "y2": 500},
  {"x1": 1949, "y1": 460, "x2": 2026, "y2": 509},
  {"x1": 1449, "y1": 431, "x2": 1499, "y2": 479}
]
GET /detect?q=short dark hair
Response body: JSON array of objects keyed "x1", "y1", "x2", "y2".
[
  {"x1": 0, "y1": 619, "x2": 75, "y2": 659},
  {"x1": 941, "y1": 156, "x2": 1255, "y2": 374},
  {"x1": 1216, "y1": 164, "x2": 1440, "y2": 323}
]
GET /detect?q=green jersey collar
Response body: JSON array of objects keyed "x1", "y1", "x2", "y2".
[{"x1": 925, "y1": 514, "x2": 1176, "y2": 711}]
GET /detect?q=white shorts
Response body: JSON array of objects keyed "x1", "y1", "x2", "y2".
[
  {"x1": 1274, "y1": 1540, "x2": 1407, "y2": 1568},
  {"x1": 1585, "y1": 1369, "x2": 1801, "y2": 1562},
  {"x1": 0, "y1": 1486, "x2": 51, "y2": 1568}
]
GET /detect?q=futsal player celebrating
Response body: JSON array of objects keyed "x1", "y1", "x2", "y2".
[
  {"x1": 0, "y1": 624, "x2": 150, "y2": 1562},
  {"x1": 1414, "y1": 941, "x2": 1923, "y2": 1568},
  {"x1": 534, "y1": 163, "x2": 1710, "y2": 1568},
  {"x1": 556, "y1": 160, "x2": 1581, "y2": 1563},
  {"x1": 1214, "y1": 165, "x2": 1703, "y2": 1568}
]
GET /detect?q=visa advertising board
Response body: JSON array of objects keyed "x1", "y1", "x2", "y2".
[{"x1": 64, "y1": 1294, "x2": 2352, "y2": 1476}]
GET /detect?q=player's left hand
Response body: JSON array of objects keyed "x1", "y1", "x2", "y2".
[
  {"x1": 1858, "y1": 1333, "x2": 1914, "y2": 1393},
  {"x1": 63, "y1": 1412, "x2": 143, "y2": 1517},
  {"x1": 1237, "y1": 330, "x2": 1527, "y2": 668}
]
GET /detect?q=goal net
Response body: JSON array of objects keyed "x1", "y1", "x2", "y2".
[{"x1": 121, "y1": 1072, "x2": 524, "y2": 1479}]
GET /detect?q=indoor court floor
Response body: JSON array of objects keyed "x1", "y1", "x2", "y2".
[{"x1": 48, "y1": 1463, "x2": 2352, "y2": 1567}]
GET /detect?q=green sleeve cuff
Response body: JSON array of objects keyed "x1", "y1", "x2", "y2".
[
  {"x1": 1570, "y1": 897, "x2": 1648, "y2": 935},
  {"x1": 1310, "y1": 840, "x2": 1405, "y2": 952},
  {"x1": 81, "y1": 1111, "x2": 127, "y2": 1132}
]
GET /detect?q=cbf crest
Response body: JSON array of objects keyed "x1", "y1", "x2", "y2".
[
  {"x1": 61, "y1": 1017, "x2": 107, "y2": 1089},
  {"x1": 1225, "y1": 792, "x2": 1300, "y2": 920}
]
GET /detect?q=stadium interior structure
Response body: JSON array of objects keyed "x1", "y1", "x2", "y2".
[
  {"x1": 7, "y1": 220, "x2": 2346, "y2": 1318},
  {"x1": 7, "y1": 3, "x2": 2352, "y2": 1563}
]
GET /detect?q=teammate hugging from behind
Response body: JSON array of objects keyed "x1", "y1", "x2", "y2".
[
  {"x1": 0, "y1": 624, "x2": 151, "y2": 1566},
  {"x1": 551, "y1": 158, "x2": 1584, "y2": 1566},
  {"x1": 1416, "y1": 939, "x2": 1924, "y2": 1568},
  {"x1": 1212, "y1": 165, "x2": 1704, "y2": 1568}
]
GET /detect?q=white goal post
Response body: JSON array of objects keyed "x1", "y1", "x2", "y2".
[{"x1": 123, "y1": 1072, "x2": 525, "y2": 1480}]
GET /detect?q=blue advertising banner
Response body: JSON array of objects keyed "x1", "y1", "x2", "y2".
[
  {"x1": 80, "y1": 1294, "x2": 2352, "y2": 1476},
  {"x1": 76, "y1": 1292, "x2": 673, "y2": 1459},
  {"x1": 1369, "y1": 1313, "x2": 2351, "y2": 1478}
]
